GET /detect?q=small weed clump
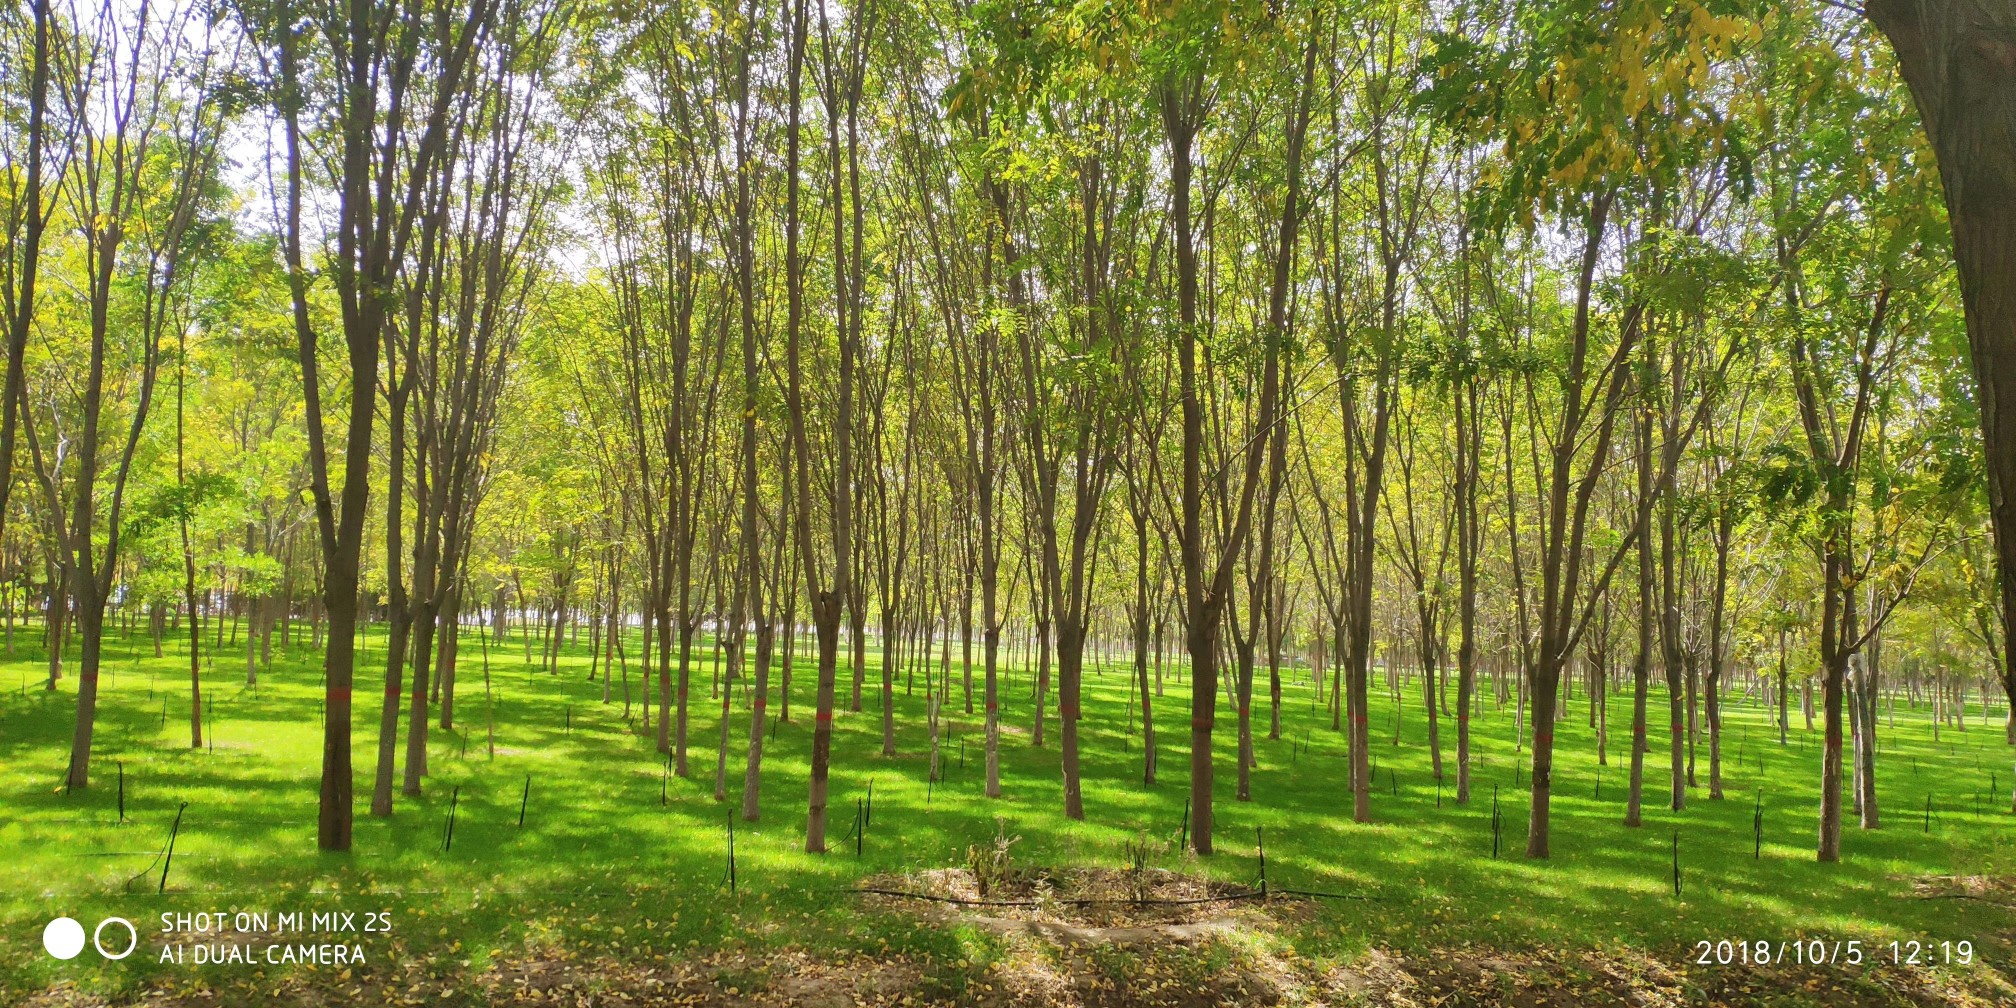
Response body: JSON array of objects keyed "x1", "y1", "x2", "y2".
[{"x1": 968, "y1": 818, "x2": 1020, "y2": 897}]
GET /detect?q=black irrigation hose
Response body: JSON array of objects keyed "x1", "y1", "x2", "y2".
[
  {"x1": 843, "y1": 886, "x2": 1277, "y2": 908},
  {"x1": 1057, "y1": 892, "x2": 1268, "y2": 908},
  {"x1": 121, "y1": 802, "x2": 187, "y2": 894},
  {"x1": 121, "y1": 844, "x2": 172, "y2": 892},
  {"x1": 846, "y1": 887, "x2": 1040, "y2": 907},
  {"x1": 1268, "y1": 886, "x2": 1380, "y2": 901}
]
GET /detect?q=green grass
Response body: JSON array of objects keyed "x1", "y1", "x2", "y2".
[{"x1": 3, "y1": 618, "x2": 2013, "y2": 1001}]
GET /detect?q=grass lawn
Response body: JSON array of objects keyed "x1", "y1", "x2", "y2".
[{"x1": 3, "y1": 621, "x2": 2014, "y2": 1005}]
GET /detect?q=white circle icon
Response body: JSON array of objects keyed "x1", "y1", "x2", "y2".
[
  {"x1": 43, "y1": 917, "x2": 86, "y2": 960},
  {"x1": 94, "y1": 917, "x2": 138, "y2": 960}
]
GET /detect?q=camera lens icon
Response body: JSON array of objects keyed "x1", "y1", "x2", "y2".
[{"x1": 43, "y1": 916, "x2": 137, "y2": 961}]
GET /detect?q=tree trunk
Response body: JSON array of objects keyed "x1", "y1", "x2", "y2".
[
  {"x1": 65, "y1": 596, "x2": 107, "y2": 789},
  {"x1": 1867, "y1": 1, "x2": 2016, "y2": 776}
]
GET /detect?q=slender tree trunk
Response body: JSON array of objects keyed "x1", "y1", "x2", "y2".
[
  {"x1": 438, "y1": 581, "x2": 463, "y2": 726},
  {"x1": 881, "y1": 611, "x2": 898, "y2": 756},
  {"x1": 1134, "y1": 508, "x2": 1156, "y2": 785},
  {"x1": 1455, "y1": 383, "x2": 1478, "y2": 802}
]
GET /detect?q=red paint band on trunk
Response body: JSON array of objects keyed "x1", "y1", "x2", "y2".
[
  {"x1": 985, "y1": 701, "x2": 999, "y2": 711},
  {"x1": 753, "y1": 698, "x2": 767, "y2": 711},
  {"x1": 328, "y1": 688, "x2": 351, "y2": 704},
  {"x1": 1353, "y1": 714, "x2": 1368, "y2": 725},
  {"x1": 1060, "y1": 705, "x2": 1078, "y2": 718},
  {"x1": 815, "y1": 711, "x2": 834, "y2": 724},
  {"x1": 1535, "y1": 731, "x2": 1553, "y2": 746},
  {"x1": 1192, "y1": 718, "x2": 1214, "y2": 730},
  {"x1": 385, "y1": 681, "x2": 402, "y2": 697}
]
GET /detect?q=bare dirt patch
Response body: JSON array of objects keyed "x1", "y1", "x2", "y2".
[
  {"x1": 1904, "y1": 873, "x2": 2016, "y2": 907},
  {"x1": 861, "y1": 865, "x2": 1281, "y2": 931},
  {"x1": 837, "y1": 866, "x2": 2016, "y2": 1007}
]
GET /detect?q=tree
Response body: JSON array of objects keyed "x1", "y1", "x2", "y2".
[
  {"x1": 1423, "y1": 0, "x2": 1758, "y2": 857},
  {"x1": 1151, "y1": 0, "x2": 1298, "y2": 856},
  {"x1": 1866, "y1": 0, "x2": 2016, "y2": 774},
  {"x1": 30, "y1": 0, "x2": 227, "y2": 789},
  {"x1": 0, "y1": 0, "x2": 62, "y2": 552},
  {"x1": 252, "y1": 0, "x2": 498, "y2": 849}
]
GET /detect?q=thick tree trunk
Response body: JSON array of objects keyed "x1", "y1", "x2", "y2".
[
  {"x1": 1167, "y1": 86, "x2": 1218, "y2": 855},
  {"x1": 65, "y1": 599, "x2": 107, "y2": 789},
  {"x1": 1526, "y1": 650, "x2": 1562, "y2": 857},
  {"x1": 1868, "y1": 0, "x2": 2016, "y2": 775},
  {"x1": 1819, "y1": 648, "x2": 1848, "y2": 861},
  {"x1": 1526, "y1": 195, "x2": 1633, "y2": 857},
  {"x1": 1059, "y1": 619, "x2": 1085, "y2": 818},
  {"x1": 805, "y1": 599, "x2": 841, "y2": 851},
  {"x1": 319, "y1": 568, "x2": 361, "y2": 851}
]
